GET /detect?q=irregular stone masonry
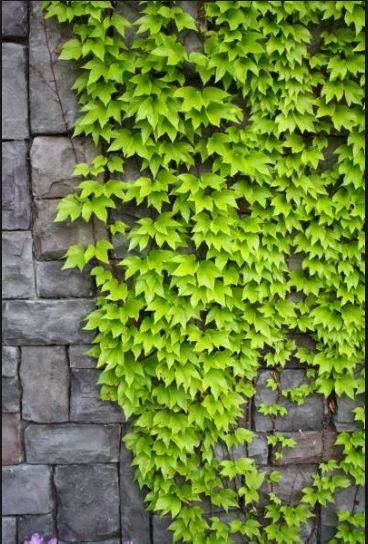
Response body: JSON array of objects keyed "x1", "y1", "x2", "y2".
[{"x1": 1, "y1": 2, "x2": 365, "y2": 543}]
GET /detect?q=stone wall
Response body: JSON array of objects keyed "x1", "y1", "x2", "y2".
[{"x1": 1, "y1": 2, "x2": 364, "y2": 543}]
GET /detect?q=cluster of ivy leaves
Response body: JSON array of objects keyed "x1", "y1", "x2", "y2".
[{"x1": 41, "y1": 1, "x2": 365, "y2": 543}]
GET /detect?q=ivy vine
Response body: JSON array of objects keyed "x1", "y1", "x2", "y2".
[{"x1": 41, "y1": 1, "x2": 365, "y2": 543}]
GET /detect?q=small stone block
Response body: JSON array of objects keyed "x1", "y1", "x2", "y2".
[
  {"x1": 2, "y1": 465, "x2": 53, "y2": 515},
  {"x1": 2, "y1": 413, "x2": 22, "y2": 465}
]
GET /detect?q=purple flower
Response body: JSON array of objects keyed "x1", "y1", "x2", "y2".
[{"x1": 24, "y1": 535, "x2": 57, "y2": 544}]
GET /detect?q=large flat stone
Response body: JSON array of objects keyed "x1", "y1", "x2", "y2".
[
  {"x1": 18, "y1": 514, "x2": 55, "y2": 544},
  {"x1": 2, "y1": 346, "x2": 18, "y2": 377},
  {"x1": 2, "y1": 377, "x2": 20, "y2": 413},
  {"x1": 36, "y1": 261, "x2": 95, "y2": 298},
  {"x1": 2, "y1": 231, "x2": 36, "y2": 299},
  {"x1": 33, "y1": 198, "x2": 106, "y2": 260},
  {"x1": 2, "y1": 414, "x2": 22, "y2": 465},
  {"x1": 2, "y1": 299, "x2": 95, "y2": 345},
  {"x1": 2, "y1": 517, "x2": 16, "y2": 544},
  {"x1": 272, "y1": 431, "x2": 342, "y2": 465},
  {"x1": 321, "y1": 485, "x2": 365, "y2": 543},
  {"x1": 2, "y1": 465, "x2": 53, "y2": 515},
  {"x1": 31, "y1": 137, "x2": 97, "y2": 198},
  {"x1": 55, "y1": 464, "x2": 120, "y2": 541},
  {"x1": 334, "y1": 394, "x2": 364, "y2": 431},
  {"x1": 2, "y1": 43, "x2": 28, "y2": 139},
  {"x1": 254, "y1": 370, "x2": 324, "y2": 432},
  {"x1": 2, "y1": 142, "x2": 31, "y2": 230},
  {"x1": 2, "y1": 0, "x2": 28, "y2": 37},
  {"x1": 260, "y1": 465, "x2": 316, "y2": 506},
  {"x1": 69, "y1": 345, "x2": 96, "y2": 368},
  {"x1": 21, "y1": 346, "x2": 69, "y2": 422},
  {"x1": 70, "y1": 369, "x2": 124, "y2": 423},
  {"x1": 29, "y1": 2, "x2": 79, "y2": 134},
  {"x1": 25, "y1": 424, "x2": 121, "y2": 464},
  {"x1": 120, "y1": 441, "x2": 151, "y2": 544}
]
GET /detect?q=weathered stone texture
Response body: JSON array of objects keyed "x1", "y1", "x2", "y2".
[
  {"x1": 25, "y1": 424, "x2": 121, "y2": 464},
  {"x1": 334, "y1": 394, "x2": 365, "y2": 431},
  {"x1": 36, "y1": 261, "x2": 95, "y2": 298},
  {"x1": 20, "y1": 346, "x2": 69, "y2": 422},
  {"x1": 248, "y1": 434, "x2": 268, "y2": 465},
  {"x1": 2, "y1": 414, "x2": 22, "y2": 465},
  {"x1": 2, "y1": 43, "x2": 28, "y2": 139},
  {"x1": 29, "y1": 3, "x2": 79, "y2": 134},
  {"x1": 70, "y1": 369, "x2": 124, "y2": 423},
  {"x1": 2, "y1": 142, "x2": 31, "y2": 230},
  {"x1": 33, "y1": 199, "x2": 106, "y2": 260},
  {"x1": 272, "y1": 431, "x2": 341, "y2": 465},
  {"x1": 2, "y1": 517, "x2": 17, "y2": 544},
  {"x1": 2, "y1": 300, "x2": 95, "y2": 345},
  {"x1": 1, "y1": 1, "x2": 28, "y2": 37},
  {"x1": 152, "y1": 515, "x2": 172, "y2": 544},
  {"x1": 2, "y1": 232, "x2": 35, "y2": 299},
  {"x1": 2, "y1": 346, "x2": 18, "y2": 377},
  {"x1": 260, "y1": 465, "x2": 316, "y2": 506},
  {"x1": 120, "y1": 442, "x2": 151, "y2": 544},
  {"x1": 18, "y1": 514, "x2": 56, "y2": 544},
  {"x1": 55, "y1": 464, "x2": 120, "y2": 541},
  {"x1": 2, "y1": 465, "x2": 53, "y2": 515},
  {"x1": 31, "y1": 137, "x2": 97, "y2": 198},
  {"x1": 2, "y1": 378, "x2": 20, "y2": 413},
  {"x1": 254, "y1": 370, "x2": 324, "y2": 432},
  {"x1": 69, "y1": 345, "x2": 96, "y2": 368},
  {"x1": 321, "y1": 485, "x2": 365, "y2": 543}
]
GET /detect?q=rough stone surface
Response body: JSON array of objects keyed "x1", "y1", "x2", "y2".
[
  {"x1": 69, "y1": 345, "x2": 96, "y2": 368},
  {"x1": 248, "y1": 434, "x2": 268, "y2": 465},
  {"x1": 2, "y1": 300, "x2": 95, "y2": 345},
  {"x1": 2, "y1": 142, "x2": 31, "y2": 230},
  {"x1": 2, "y1": 517, "x2": 17, "y2": 544},
  {"x1": 2, "y1": 378, "x2": 20, "y2": 413},
  {"x1": 29, "y1": 3, "x2": 79, "y2": 134},
  {"x1": 321, "y1": 485, "x2": 365, "y2": 543},
  {"x1": 152, "y1": 515, "x2": 172, "y2": 544},
  {"x1": 18, "y1": 514, "x2": 55, "y2": 544},
  {"x1": 2, "y1": 414, "x2": 22, "y2": 466},
  {"x1": 70, "y1": 369, "x2": 124, "y2": 423},
  {"x1": 31, "y1": 137, "x2": 97, "y2": 198},
  {"x1": 120, "y1": 442, "x2": 151, "y2": 544},
  {"x1": 55, "y1": 464, "x2": 120, "y2": 541},
  {"x1": 254, "y1": 370, "x2": 324, "y2": 432},
  {"x1": 21, "y1": 346, "x2": 69, "y2": 422},
  {"x1": 25, "y1": 424, "x2": 121, "y2": 464},
  {"x1": 2, "y1": 232, "x2": 35, "y2": 299},
  {"x1": 36, "y1": 261, "x2": 95, "y2": 298},
  {"x1": 2, "y1": 346, "x2": 18, "y2": 377},
  {"x1": 2, "y1": 1, "x2": 28, "y2": 37},
  {"x1": 2, "y1": 43, "x2": 28, "y2": 139},
  {"x1": 2, "y1": 465, "x2": 53, "y2": 515},
  {"x1": 33, "y1": 199, "x2": 106, "y2": 260},
  {"x1": 272, "y1": 431, "x2": 342, "y2": 465},
  {"x1": 334, "y1": 394, "x2": 365, "y2": 431},
  {"x1": 260, "y1": 465, "x2": 316, "y2": 506}
]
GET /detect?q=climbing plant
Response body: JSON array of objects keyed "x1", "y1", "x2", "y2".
[{"x1": 41, "y1": 1, "x2": 365, "y2": 542}]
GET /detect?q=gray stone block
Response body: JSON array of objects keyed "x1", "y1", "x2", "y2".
[
  {"x1": 260, "y1": 465, "x2": 316, "y2": 506},
  {"x1": 2, "y1": 414, "x2": 22, "y2": 466},
  {"x1": 2, "y1": 377, "x2": 20, "y2": 413},
  {"x1": 69, "y1": 345, "x2": 96, "y2": 368},
  {"x1": 152, "y1": 515, "x2": 172, "y2": 544},
  {"x1": 29, "y1": 2, "x2": 79, "y2": 134},
  {"x1": 31, "y1": 137, "x2": 97, "y2": 198},
  {"x1": 214, "y1": 443, "x2": 247, "y2": 462},
  {"x1": 70, "y1": 369, "x2": 124, "y2": 423},
  {"x1": 120, "y1": 442, "x2": 150, "y2": 544},
  {"x1": 248, "y1": 434, "x2": 268, "y2": 465},
  {"x1": 59, "y1": 540, "x2": 120, "y2": 544},
  {"x1": 20, "y1": 346, "x2": 69, "y2": 422},
  {"x1": 18, "y1": 514, "x2": 55, "y2": 544},
  {"x1": 2, "y1": 465, "x2": 53, "y2": 515},
  {"x1": 321, "y1": 485, "x2": 365, "y2": 543},
  {"x1": 334, "y1": 394, "x2": 364, "y2": 431},
  {"x1": 2, "y1": 346, "x2": 18, "y2": 377},
  {"x1": 2, "y1": 1, "x2": 28, "y2": 37},
  {"x1": 2, "y1": 142, "x2": 31, "y2": 230},
  {"x1": 55, "y1": 464, "x2": 120, "y2": 541},
  {"x1": 25, "y1": 424, "x2": 121, "y2": 464},
  {"x1": 2, "y1": 517, "x2": 16, "y2": 544},
  {"x1": 33, "y1": 198, "x2": 106, "y2": 260},
  {"x1": 2, "y1": 231, "x2": 35, "y2": 299},
  {"x1": 2, "y1": 299, "x2": 95, "y2": 345},
  {"x1": 36, "y1": 261, "x2": 95, "y2": 298},
  {"x1": 272, "y1": 431, "x2": 341, "y2": 465},
  {"x1": 254, "y1": 370, "x2": 324, "y2": 432},
  {"x1": 2, "y1": 43, "x2": 28, "y2": 139}
]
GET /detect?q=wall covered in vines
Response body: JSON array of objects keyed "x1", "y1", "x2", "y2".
[{"x1": 12, "y1": 1, "x2": 365, "y2": 542}]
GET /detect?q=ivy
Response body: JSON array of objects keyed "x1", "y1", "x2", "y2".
[{"x1": 41, "y1": 1, "x2": 365, "y2": 543}]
